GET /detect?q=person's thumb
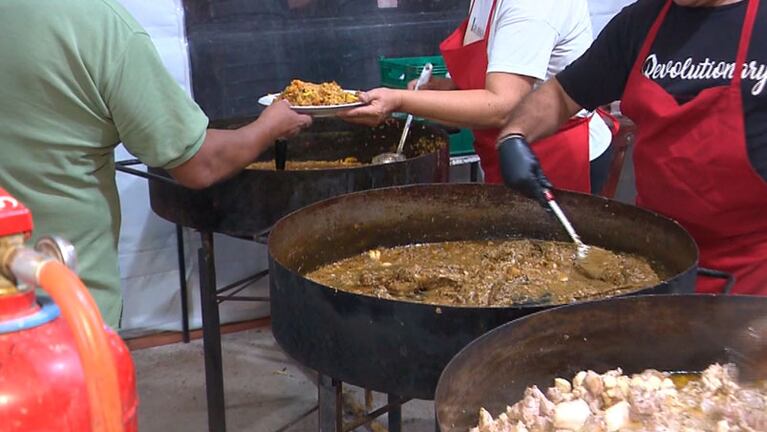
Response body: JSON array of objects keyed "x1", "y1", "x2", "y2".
[{"x1": 357, "y1": 91, "x2": 373, "y2": 103}]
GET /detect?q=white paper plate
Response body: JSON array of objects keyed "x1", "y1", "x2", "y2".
[{"x1": 258, "y1": 91, "x2": 365, "y2": 117}]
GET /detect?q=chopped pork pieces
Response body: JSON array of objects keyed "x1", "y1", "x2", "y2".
[{"x1": 472, "y1": 363, "x2": 767, "y2": 432}]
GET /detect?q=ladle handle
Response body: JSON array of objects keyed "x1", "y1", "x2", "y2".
[
  {"x1": 275, "y1": 139, "x2": 288, "y2": 170},
  {"x1": 543, "y1": 189, "x2": 587, "y2": 255},
  {"x1": 395, "y1": 63, "x2": 434, "y2": 155},
  {"x1": 396, "y1": 115, "x2": 414, "y2": 155},
  {"x1": 414, "y1": 63, "x2": 434, "y2": 90}
]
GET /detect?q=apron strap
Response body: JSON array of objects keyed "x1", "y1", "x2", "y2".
[
  {"x1": 465, "y1": 0, "x2": 500, "y2": 44},
  {"x1": 632, "y1": 0, "x2": 673, "y2": 71},
  {"x1": 732, "y1": 0, "x2": 760, "y2": 87},
  {"x1": 482, "y1": 0, "x2": 499, "y2": 43},
  {"x1": 596, "y1": 107, "x2": 621, "y2": 137}
]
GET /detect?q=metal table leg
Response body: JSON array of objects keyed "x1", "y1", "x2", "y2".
[
  {"x1": 199, "y1": 231, "x2": 227, "y2": 432},
  {"x1": 387, "y1": 394, "x2": 402, "y2": 432},
  {"x1": 318, "y1": 375, "x2": 342, "y2": 432},
  {"x1": 176, "y1": 224, "x2": 190, "y2": 343}
]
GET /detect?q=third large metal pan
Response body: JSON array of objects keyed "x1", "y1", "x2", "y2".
[{"x1": 435, "y1": 294, "x2": 767, "y2": 432}]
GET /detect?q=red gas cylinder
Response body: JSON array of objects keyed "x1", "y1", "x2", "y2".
[{"x1": 0, "y1": 188, "x2": 138, "y2": 431}]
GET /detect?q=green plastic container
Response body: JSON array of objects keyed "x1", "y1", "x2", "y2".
[
  {"x1": 379, "y1": 56, "x2": 449, "y2": 89},
  {"x1": 447, "y1": 127, "x2": 475, "y2": 156},
  {"x1": 381, "y1": 56, "x2": 475, "y2": 156}
]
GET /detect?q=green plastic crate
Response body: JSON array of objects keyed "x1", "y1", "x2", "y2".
[
  {"x1": 447, "y1": 127, "x2": 475, "y2": 156},
  {"x1": 379, "y1": 55, "x2": 449, "y2": 89}
]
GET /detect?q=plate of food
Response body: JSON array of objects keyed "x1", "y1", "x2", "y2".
[{"x1": 259, "y1": 80, "x2": 366, "y2": 117}]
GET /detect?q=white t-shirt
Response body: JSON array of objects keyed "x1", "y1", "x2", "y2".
[{"x1": 466, "y1": 0, "x2": 611, "y2": 161}]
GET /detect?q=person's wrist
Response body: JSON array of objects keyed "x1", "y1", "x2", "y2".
[
  {"x1": 247, "y1": 116, "x2": 279, "y2": 147},
  {"x1": 391, "y1": 89, "x2": 406, "y2": 113},
  {"x1": 496, "y1": 132, "x2": 527, "y2": 149}
]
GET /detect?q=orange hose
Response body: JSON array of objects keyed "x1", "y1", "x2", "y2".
[{"x1": 38, "y1": 260, "x2": 124, "y2": 432}]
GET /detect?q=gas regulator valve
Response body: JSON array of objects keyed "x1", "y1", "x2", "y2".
[
  {"x1": 0, "y1": 188, "x2": 78, "y2": 287},
  {"x1": 35, "y1": 235, "x2": 78, "y2": 272}
]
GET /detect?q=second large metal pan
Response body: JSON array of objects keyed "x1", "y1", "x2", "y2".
[{"x1": 268, "y1": 184, "x2": 699, "y2": 399}]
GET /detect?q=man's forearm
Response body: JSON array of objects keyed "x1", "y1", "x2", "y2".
[
  {"x1": 169, "y1": 125, "x2": 275, "y2": 189},
  {"x1": 498, "y1": 78, "x2": 583, "y2": 143}
]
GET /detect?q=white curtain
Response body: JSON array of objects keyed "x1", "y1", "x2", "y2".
[{"x1": 114, "y1": 0, "x2": 269, "y2": 332}]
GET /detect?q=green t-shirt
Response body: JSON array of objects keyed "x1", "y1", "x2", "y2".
[{"x1": 0, "y1": 0, "x2": 209, "y2": 327}]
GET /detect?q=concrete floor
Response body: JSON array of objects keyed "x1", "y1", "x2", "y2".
[{"x1": 134, "y1": 327, "x2": 436, "y2": 432}]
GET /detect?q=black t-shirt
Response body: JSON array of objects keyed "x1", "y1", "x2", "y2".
[{"x1": 557, "y1": 0, "x2": 767, "y2": 181}]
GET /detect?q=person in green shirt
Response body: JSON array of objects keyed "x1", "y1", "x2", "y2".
[{"x1": 0, "y1": 0, "x2": 312, "y2": 328}]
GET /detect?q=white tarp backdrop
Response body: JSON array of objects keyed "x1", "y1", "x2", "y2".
[
  {"x1": 114, "y1": 0, "x2": 270, "y2": 332},
  {"x1": 114, "y1": 0, "x2": 636, "y2": 332}
]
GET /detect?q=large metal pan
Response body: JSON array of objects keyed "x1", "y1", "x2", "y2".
[
  {"x1": 147, "y1": 117, "x2": 449, "y2": 237},
  {"x1": 435, "y1": 294, "x2": 767, "y2": 432},
  {"x1": 267, "y1": 184, "x2": 700, "y2": 400}
]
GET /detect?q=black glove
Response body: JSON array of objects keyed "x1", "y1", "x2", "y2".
[{"x1": 497, "y1": 134, "x2": 553, "y2": 207}]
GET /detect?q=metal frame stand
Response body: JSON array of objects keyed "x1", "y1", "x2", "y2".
[
  {"x1": 197, "y1": 231, "x2": 271, "y2": 432},
  {"x1": 176, "y1": 224, "x2": 191, "y2": 343},
  {"x1": 318, "y1": 375, "x2": 341, "y2": 432},
  {"x1": 318, "y1": 375, "x2": 407, "y2": 432},
  {"x1": 199, "y1": 232, "x2": 226, "y2": 431},
  {"x1": 177, "y1": 226, "x2": 269, "y2": 344},
  {"x1": 116, "y1": 160, "x2": 272, "y2": 432},
  {"x1": 116, "y1": 159, "x2": 194, "y2": 343}
]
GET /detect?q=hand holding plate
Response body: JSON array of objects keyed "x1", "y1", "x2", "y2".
[
  {"x1": 337, "y1": 88, "x2": 403, "y2": 127},
  {"x1": 257, "y1": 99, "x2": 313, "y2": 140}
]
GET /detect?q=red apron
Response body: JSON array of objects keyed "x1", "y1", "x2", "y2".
[
  {"x1": 439, "y1": 0, "x2": 592, "y2": 191},
  {"x1": 621, "y1": 0, "x2": 767, "y2": 294}
]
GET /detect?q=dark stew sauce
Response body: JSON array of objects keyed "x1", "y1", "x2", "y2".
[{"x1": 306, "y1": 239, "x2": 662, "y2": 306}]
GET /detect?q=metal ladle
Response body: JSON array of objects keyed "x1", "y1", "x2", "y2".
[
  {"x1": 542, "y1": 189, "x2": 621, "y2": 279},
  {"x1": 372, "y1": 63, "x2": 434, "y2": 165},
  {"x1": 543, "y1": 189, "x2": 589, "y2": 258}
]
